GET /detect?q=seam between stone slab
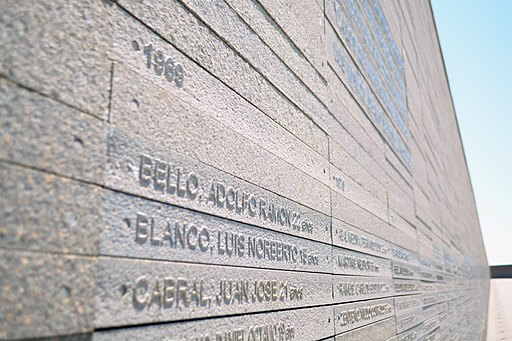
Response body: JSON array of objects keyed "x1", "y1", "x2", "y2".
[
  {"x1": 107, "y1": 73, "x2": 330, "y2": 215},
  {"x1": 107, "y1": 61, "x2": 115, "y2": 123},
  {"x1": 109, "y1": 61, "x2": 330, "y2": 192},
  {"x1": 92, "y1": 304, "x2": 336, "y2": 334},
  {"x1": 92, "y1": 279, "x2": 396, "y2": 333},
  {"x1": 0, "y1": 107, "x2": 332, "y2": 228},
  {"x1": 113, "y1": 2, "x2": 329, "y2": 153},
  {"x1": 0, "y1": 241, "x2": 396, "y2": 280},
  {"x1": 181, "y1": 0, "x2": 331, "y2": 126},
  {"x1": 218, "y1": 0, "x2": 400, "y2": 167},
  {"x1": 325, "y1": 19, "x2": 411, "y2": 168},
  {"x1": 0, "y1": 73, "x2": 105, "y2": 124},
  {"x1": 249, "y1": 0, "x2": 325, "y2": 80},
  {"x1": 1, "y1": 162, "x2": 403, "y2": 270},
  {"x1": 325, "y1": 50, "x2": 410, "y2": 173},
  {"x1": 0, "y1": 158, "x2": 332, "y2": 247},
  {"x1": 223, "y1": 0, "x2": 327, "y2": 87}
]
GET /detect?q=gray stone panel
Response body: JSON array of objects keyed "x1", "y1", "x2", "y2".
[
  {"x1": 333, "y1": 275, "x2": 394, "y2": 303},
  {"x1": 116, "y1": 0, "x2": 329, "y2": 158},
  {"x1": 333, "y1": 297, "x2": 395, "y2": 334},
  {"x1": 393, "y1": 279, "x2": 421, "y2": 296},
  {"x1": 105, "y1": 128, "x2": 331, "y2": 244},
  {"x1": 0, "y1": 249, "x2": 95, "y2": 340},
  {"x1": 395, "y1": 307, "x2": 423, "y2": 334},
  {"x1": 108, "y1": 9, "x2": 331, "y2": 185},
  {"x1": 395, "y1": 322, "x2": 424, "y2": 341},
  {"x1": 101, "y1": 189, "x2": 332, "y2": 273},
  {"x1": 93, "y1": 305, "x2": 334, "y2": 340},
  {"x1": 0, "y1": 162, "x2": 102, "y2": 255},
  {"x1": 394, "y1": 294, "x2": 423, "y2": 316},
  {"x1": 94, "y1": 257, "x2": 333, "y2": 328},
  {"x1": 109, "y1": 65, "x2": 331, "y2": 216},
  {"x1": 332, "y1": 246, "x2": 392, "y2": 278},
  {"x1": 334, "y1": 317, "x2": 396, "y2": 341},
  {"x1": 0, "y1": 0, "x2": 491, "y2": 338},
  {"x1": 332, "y1": 218, "x2": 391, "y2": 259},
  {"x1": 0, "y1": 78, "x2": 107, "y2": 183},
  {"x1": 0, "y1": 0, "x2": 112, "y2": 119}
]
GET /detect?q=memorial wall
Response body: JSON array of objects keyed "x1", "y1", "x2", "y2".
[{"x1": 0, "y1": 0, "x2": 489, "y2": 340}]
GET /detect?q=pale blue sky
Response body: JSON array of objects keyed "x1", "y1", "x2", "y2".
[{"x1": 432, "y1": 0, "x2": 512, "y2": 265}]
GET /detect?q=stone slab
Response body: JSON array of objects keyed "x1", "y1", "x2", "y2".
[
  {"x1": 334, "y1": 317, "x2": 396, "y2": 341},
  {"x1": 108, "y1": 9, "x2": 330, "y2": 184},
  {"x1": 333, "y1": 297, "x2": 395, "y2": 334},
  {"x1": 394, "y1": 322, "x2": 424, "y2": 341},
  {"x1": 101, "y1": 189, "x2": 331, "y2": 273},
  {"x1": 394, "y1": 294, "x2": 423, "y2": 316},
  {"x1": 396, "y1": 307, "x2": 423, "y2": 334},
  {"x1": 105, "y1": 128, "x2": 331, "y2": 244},
  {"x1": 332, "y1": 246, "x2": 392, "y2": 278},
  {"x1": 0, "y1": 77, "x2": 107, "y2": 183},
  {"x1": 393, "y1": 279, "x2": 421, "y2": 296},
  {"x1": 0, "y1": 249, "x2": 94, "y2": 340},
  {"x1": 109, "y1": 65, "x2": 331, "y2": 216},
  {"x1": 94, "y1": 257, "x2": 333, "y2": 328},
  {"x1": 392, "y1": 261, "x2": 420, "y2": 280},
  {"x1": 332, "y1": 218, "x2": 392, "y2": 259},
  {"x1": 93, "y1": 305, "x2": 334, "y2": 340},
  {"x1": 0, "y1": 0, "x2": 112, "y2": 119},
  {"x1": 333, "y1": 275, "x2": 394, "y2": 303},
  {"x1": 116, "y1": 0, "x2": 329, "y2": 158},
  {"x1": 0, "y1": 162, "x2": 102, "y2": 255}
]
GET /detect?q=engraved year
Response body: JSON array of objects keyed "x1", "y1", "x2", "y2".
[{"x1": 132, "y1": 41, "x2": 185, "y2": 87}]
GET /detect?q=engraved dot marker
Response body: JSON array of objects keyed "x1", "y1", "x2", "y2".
[{"x1": 132, "y1": 40, "x2": 140, "y2": 51}]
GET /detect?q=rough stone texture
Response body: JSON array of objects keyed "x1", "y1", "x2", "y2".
[
  {"x1": 0, "y1": 163, "x2": 102, "y2": 255},
  {"x1": 0, "y1": 78, "x2": 107, "y2": 183},
  {"x1": 94, "y1": 257, "x2": 332, "y2": 328},
  {"x1": 110, "y1": 65, "x2": 331, "y2": 216},
  {"x1": 334, "y1": 317, "x2": 396, "y2": 341},
  {"x1": 333, "y1": 276, "x2": 394, "y2": 303},
  {"x1": 93, "y1": 305, "x2": 334, "y2": 340},
  {"x1": 117, "y1": 0, "x2": 329, "y2": 158},
  {"x1": 108, "y1": 9, "x2": 330, "y2": 185},
  {"x1": 333, "y1": 297, "x2": 395, "y2": 334},
  {"x1": 332, "y1": 218, "x2": 392, "y2": 259},
  {"x1": 0, "y1": 0, "x2": 112, "y2": 119},
  {"x1": 0, "y1": 249, "x2": 95, "y2": 340},
  {"x1": 332, "y1": 246, "x2": 392, "y2": 278},
  {"x1": 0, "y1": 0, "x2": 490, "y2": 338},
  {"x1": 101, "y1": 189, "x2": 332, "y2": 273},
  {"x1": 105, "y1": 128, "x2": 332, "y2": 244}
]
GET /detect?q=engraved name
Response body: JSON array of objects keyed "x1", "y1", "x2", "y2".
[
  {"x1": 394, "y1": 282, "x2": 418, "y2": 293},
  {"x1": 132, "y1": 276, "x2": 304, "y2": 310},
  {"x1": 398, "y1": 330, "x2": 419, "y2": 341},
  {"x1": 337, "y1": 254, "x2": 379, "y2": 272},
  {"x1": 393, "y1": 264, "x2": 414, "y2": 277},
  {"x1": 392, "y1": 247, "x2": 410, "y2": 261},
  {"x1": 337, "y1": 303, "x2": 392, "y2": 326},
  {"x1": 397, "y1": 314, "x2": 419, "y2": 329},
  {"x1": 337, "y1": 227, "x2": 388, "y2": 256},
  {"x1": 194, "y1": 322, "x2": 295, "y2": 341},
  {"x1": 133, "y1": 213, "x2": 319, "y2": 266},
  {"x1": 396, "y1": 298, "x2": 421, "y2": 311},
  {"x1": 138, "y1": 154, "x2": 315, "y2": 234},
  {"x1": 336, "y1": 281, "x2": 390, "y2": 296}
]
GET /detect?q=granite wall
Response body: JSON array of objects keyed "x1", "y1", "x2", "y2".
[{"x1": 0, "y1": 0, "x2": 489, "y2": 340}]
